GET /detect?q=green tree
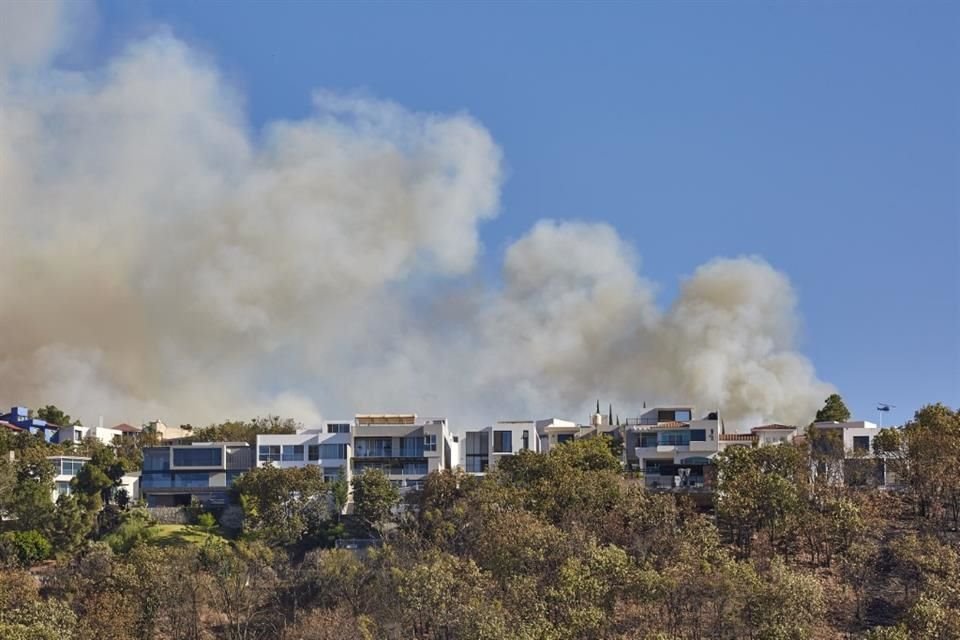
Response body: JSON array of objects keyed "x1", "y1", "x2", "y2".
[
  {"x1": 715, "y1": 444, "x2": 808, "y2": 557},
  {"x1": 233, "y1": 464, "x2": 328, "y2": 546},
  {"x1": 186, "y1": 416, "x2": 299, "y2": 448},
  {"x1": 351, "y1": 470, "x2": 400, "y2": 539},
  {"x1": 36, "y1": 404, "x2": 80, "y2": 427},
  {"x1": 815, "y1": 393, "x2": 851, "y2": 423}
]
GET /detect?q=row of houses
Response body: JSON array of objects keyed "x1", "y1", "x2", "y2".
[{"x1": 12, "y1": 404, "x2": 889, "y2": 509}]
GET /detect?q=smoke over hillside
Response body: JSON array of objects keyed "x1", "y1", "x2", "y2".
[{"x1": 0, "y1": 4, "x2": 832, "y2": 429}]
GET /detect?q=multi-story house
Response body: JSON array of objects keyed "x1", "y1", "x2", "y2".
[
  {"x1": 257, "y1": 414, "x2": 456, "y2": 492},
  {"x1": 140, "y1": 442, "x2": 253, "y2": 507},
  {"x1": 461, "y1": 420, "x2": 539, "y2": 474},
  {"x1": 47, "y1": 455, "x2": 140, "y2": 503},
  {"x1": 2, "y1": 406, "x2": 61, "y2": 443},
  {"x1": 810, "y1": 420, "x2": 884, "y2": 486},
  {"x1": 626, "y1": 406, "x2": 723, "y2": 489},
  {"x1": 256, "y1": 420, "x2": 353, "y2": 484},
  {"x1": 352, "y1": 414, "x2": 455, "y2": 491},
  {"x1": 536, "y1": 418, "x2": 583, "y2": 454}
]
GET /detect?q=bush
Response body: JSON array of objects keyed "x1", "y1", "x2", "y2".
[
  {"x1": 196, "y1": 512, "x2": 216, "y2": 529},
  {"x1": 101, "y1": 510, "x2": 156, "y2": 553},
  {"x1": 0, "y1": 531, "x2": 52, "y2": 567}
]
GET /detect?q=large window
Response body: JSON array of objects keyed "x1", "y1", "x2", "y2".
[
  {"x1": 639, "y1": 433, "x2": 658, "y2": 448},
  {"x1": 401, "y1": 437, "x2": 425, "y2": 457},
  {"x1": 689, "y1": 429, "x2": 706, "y2": 442},
  {"x1": 173, "y1": 448, "x2": 222, "y2": 467},
  {"x1": 171, "y1": 472, "x2": 213, "y2": 488},
  {"x1": 258, "y1": 445, "x2": 281, "y2": 464},
  {"x1": 59, "y1": 459, "x2": 87, "y2": 476},
  {"x1": 423, "y1": 434, "x2": 437, "y2": 452},
  {"x1": 320, "y1": 443, "x2": 348, "y2": 459},
  {"x1": 143, "y1": 450, "x2": 170, "y2": 471},
  {"x1": 465, "y1": 432, "x2": 489, "y2": 473},
  {"x1": 853, "y1": 436, "x2": 870, "y2": 453},
  {"x1": 493, "y1": 431, "x2": 512, "y2": 453},
  {"x1": 322, "y1": 467, "x2": 342, "y2": 482},
  {"x1": 658, "y1": 430, "x2": 690, "y2": 446},
  {"x1": 56, "y1": 481, "x2": 72, "y2": 497},
  {"x1": 140, "y1": 472, "x2": 172, "y2": 488},
  {"x1": 327, "y1": 423, "x2": 350, "y2": 434},
  {"x1": 556, "y1": 434, "x2": 574, "y2": 445},
  {"x1": 354, "y1": 438, "x2": 391, "y2": 457},
  {"x1": 308, "y1": 445, "x2": 320, "y2": 461},
  {"x1": 282, "y1": 445, "x2": 304, "y2": 462}
]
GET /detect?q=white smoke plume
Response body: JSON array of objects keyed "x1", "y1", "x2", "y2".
[{"x1": 0, "y1": 3, "x2": 832, "y2": 430}]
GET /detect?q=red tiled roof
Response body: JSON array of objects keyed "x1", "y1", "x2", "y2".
[
  {"x1": 112, "y1": 423, "x2": 141, "y2": 433},
  {"x1": 656, "y1": 421, "x2": 690, "y2": 428},
  {"x1": 0, "y1": 421, "x2": 25, "y2": 432}
]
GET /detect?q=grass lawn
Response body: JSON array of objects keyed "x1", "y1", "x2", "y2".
[{"x1": 147, "y1": 524, "x2": 225, "y2": 548}]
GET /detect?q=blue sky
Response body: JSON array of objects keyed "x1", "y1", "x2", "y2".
[{"x1": 95, "y1": 1, "x2": 958, "y2": 426}]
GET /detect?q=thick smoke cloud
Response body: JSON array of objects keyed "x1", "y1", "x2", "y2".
[{"x1": 0, "y1": 4, "x2": 832, "y2": 429}]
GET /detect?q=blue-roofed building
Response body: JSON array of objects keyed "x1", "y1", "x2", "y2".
[{"x1": 1, "y1": 406, "x2": 62, "y2": 443}]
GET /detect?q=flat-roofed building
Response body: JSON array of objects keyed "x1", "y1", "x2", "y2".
[{"x1": 140, "y1": 442, "x2": 253, "y2": 507}]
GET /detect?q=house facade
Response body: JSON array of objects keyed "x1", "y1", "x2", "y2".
[
  {"x1": 257, "y1": 414, "x2": 457, "y2": 492},
  {"x1": 626, "y1": 407, "x2": 723, "y2": 489},
  {"x1": 461, "y1": 420, "x2": 539, "y2": 474},
  {"x1": 140, "y1": 442, "x2": 253, "y2": 507},
  {"x1": 256, "y1": 420, "x2": 353, "y2": 484}
]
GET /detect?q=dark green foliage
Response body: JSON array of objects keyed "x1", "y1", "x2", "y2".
[
  {"x1": 816, "y1": 393, "x2": 852, "y2": 423},
  {"x1": 186, "y1": 415, "x2": 299, "y2": 447}
]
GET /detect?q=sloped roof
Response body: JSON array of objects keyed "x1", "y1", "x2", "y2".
[
  {"x1": 751, "y1": 424, "x2": 797, "y2": 432},
  {"x1": 0, "y1": 421, "x2": 25, "y2": 432},
  {"x1": 112, "y1": 423, "x2": 141, "y2": 433}
]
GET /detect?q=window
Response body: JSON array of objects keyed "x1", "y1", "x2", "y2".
[
  {"x1": 354, "y1": 438, "x2": 391, "y2": 457},
  {"x1": 675, "y1": 410, "x2": 692, "y2": 421},
  {"x1": 282, "y1": 445, "x2": 304, "y2": 461},
  {"x1": 465, "y1": 432, "x2": 489, "y2": 473},
  {"x1": 522, "y1": 430, "x2": 529, "y2": 450},
  {"x1": 140, "y1": 472, "x2": 172, "y2": 488},
  {"x1": 308, "y1": 445, "x2": 320, "y2": 461},
  {"x1": 258, "y1": 445, "x2": 281, "y2": 463},
  {"x1": 689, "y1": 429, "x2": 706, "y2": 442},
  {"x1": 557, "y1": 434, "x2": 574, "y2": 445},
  {"x1": 423, "y1": 434, "x2": 437, "y2": 452},
  {"x1": 143, "y1": 450, "x2": 170, "y2": 471},
  {"x1": 320, "y1": 443, "x2": 348, "y2": 459},
  {"x1": 658, "y1": 430, "x2": 690, "y2": 446},
  {"x1": 173, "y1": 448, "x2": 222, "y2": 467},
  {"x1": 74, "y1": 429, "x2": 83, "y2": 441},
  {"x1": 322, "y1": 467, "x2": 342, "y2": 482},
  {"x1": 853, "y1": 436, "x2": 870, "y2": 453},
  {"x1": 59, "y1": 459, "x2": 87, "y2": 476},
  {"x1": 171, "y1": 472, "x2": 213, "y2": 488},
  {"x1": 226, "y1": 471, "x2": 245, "y2": 485},
  {"x1": 327, "y1": 423, "x2": 350, "y2": 434},
  {"x1": 493, "y1": 431, "x2": 512, "y2": 453},
  {"x1": 639, "y1": 433, "x2": 658, "y2": 448},
  {"x1": 56, "y1": 481, "x2": 71, "y2": 497}
]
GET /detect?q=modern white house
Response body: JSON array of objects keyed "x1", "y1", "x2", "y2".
[
  {"x1": 810, "y1": 420, "x2": 884, "y2": 486},
  {"x1": 47, "y1": 455, "x2": 141, "y2": 503},
  {"x1": 56, "y1": 420, "x2": 142, "y2": 446},
  {"x1": 257, "y1": 414, "x2": 457, "y2": 493},
  {"x1": 352, "y1": 414, "x2": 456, "y2": 492},
  {"x1": 461, "y1": 420, "x2": 539, "y2": 474},
  {"x1": 626, "y1": 407, "x2": 723, "y2": 489},
  {"x1": 256, "y1": 420, "x2": 353, "y2": 484},
  {"x1": 536, "y1": 418, "x2": 583, "y2": 453}
]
